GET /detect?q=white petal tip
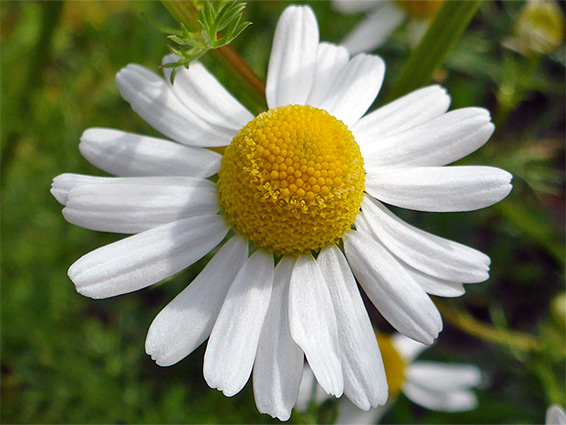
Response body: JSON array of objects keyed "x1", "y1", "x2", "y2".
[
  {"x1": 74, "y1": 284, "x2": 104, "y2": 300},
  {"x1": 261, "y1": 408, "x2": 292, "y2": 422},
  {"x1": 144, "y1": 342, "x2": 175, "y2": 367},
  {"x1": 204, "y1": 372, "x2": 243, "y2": 398},
  {"x1": 50, "y1": 187, "x2": 67, "y2": 205},
  {"x1": 328, "y1": 385, "x2": 344, "y2": 398},
  {"x1": 216, "y1": 385, "x2": 240, "y2": 398},
  {"x1": 70, "y1": 268, "x2": 110, "y2": 300},
  {"x1": 145, "y1": 350, "x2": 175, "y2": 367},
  {"x1": 115, "y1": 65, "x2": 141, "y2": 93},
  {"x1": 80, "y1": 127, "x2": 98, "y2": 141},
  {"x1": 411, "y1": 323, "x2": 443, "y2": 346}
]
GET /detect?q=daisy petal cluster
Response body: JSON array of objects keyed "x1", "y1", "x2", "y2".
[
  {"x1": 297, "y1": 333, "x2": 484, "y2": 424},
  {"x1": 51, "y1": 4, "x2": 512, "y2": 420}
]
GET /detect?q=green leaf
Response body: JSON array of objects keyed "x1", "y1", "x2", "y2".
[{"x1": 158, "y1": 0, "x2": 252, "y2": 82}]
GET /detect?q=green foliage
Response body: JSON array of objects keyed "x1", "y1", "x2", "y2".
[{"x1": 159, "y1": 0, "x2": 251, "y2": 80}]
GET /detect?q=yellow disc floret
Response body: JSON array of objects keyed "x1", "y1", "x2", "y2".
[{"x1": 217, "y1": 105, "x2": 365, "y2": 255}]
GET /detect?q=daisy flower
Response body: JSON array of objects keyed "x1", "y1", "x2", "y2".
[
  {"x1": 547, "y1": 405, "x2": 566, "y2": 425},
  {"x1": 333, "y1": 0, "x2": 444, "y2": 55},
  {"x1": 297, "y1": 333, "x2": 484, "y2": 424},
  {"x1": 51, "y1": 4, "x2": 511, "y2": 421}
]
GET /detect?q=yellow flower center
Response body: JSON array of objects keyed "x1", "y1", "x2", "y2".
[
  {"x1": 395, "y1": 0, "x2": 444, "y2": 19},
  {"x1": 376, "y1": 333, "x2": 407, "y2": 399},
  {"x1": 217, "y1": 105, "x2": 365, "y2": 255}
]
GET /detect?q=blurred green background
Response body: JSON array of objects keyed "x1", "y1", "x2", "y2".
[{"x1": 1, "y1": 1, "x2": 564, "y2": 423}]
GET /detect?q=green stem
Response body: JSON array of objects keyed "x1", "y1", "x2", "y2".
[
  {"x1": 161, "y1": 0, "x2": 266, "y2": 108},
  {"x1": 1, "y1": 1, "x2": 64, "y2": 186},
  {"x1": 533, "y1": 360, "x2": 566, "y2": 405},
  {"x1": 435, "y1": 300, "x2": 541, "y2": 352},
  {"x1": 385, "y1": 0, "x2": 482, "y2": 102}
]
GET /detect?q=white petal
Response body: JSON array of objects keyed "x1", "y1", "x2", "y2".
[
  {"x1": 63, "y1": 178, "x2": 219, "y2": 234},
  {"x1": 336, "y1": 398, "x2": 389, "y2": 425},
  {"x1": 365, "y1": 166, "x2": 513, "y2": 212},
  {"x1": 253, "y1": 256, "x2": 304, "y2": 421},
  {"x1": 546, "y1": 405, "x2": 566, "y2": 425},
  {"x1": 318, "y1": 245, "x2": 388, "y2": 409},
  {"x1": 391, "y1": 333, "x2": 427, "y2": 363},
  {"x1": 51, "y1": 173, "x2": 112, "y2": 205},
  {"x1": 352, "y1": 85, "x2": 451, "y2": 144},
  {"x1": 403, "y1": 382, "x2": 478, "y2": 412},
  {"x1": 306, "y1": 43, "x2": 350, "y2": 108},
  {"x1": 69, "y1": 215, "x2": 229, "y2": 299},
  {"x1": 341, "y1": 4, "x2": 405, "y2": 55},
  {"x1": 204, "y1": 250, "x2": 274, "y2": 397},
  {"x1": 289, "y1": 254, "x2": 344, "y2": 397},
  {"x1": 343, "y1": 230, "x2": 443, "y2": 344},
  {"x1": 145, "y1": 235, "x2": 248, "y2": 366},
  {"x1": 53, "y1": 175, "x2": 198, "y2": 206},
  {"x1": 360, "y1": 196, "x2": 490, "y2": 283},
  {"x1": 407, "y1": 362, "x2": 483, "y2": 391},
  {"x1": 295, "y1": 365, "x2": 330, "y2": 412},
  {"x1": 266, "y1": 5, "x2": 319, "y2": 108},
  {"x1": 116, "y1": 64, "x2": 235, "y2": 147},
  {"x1": 407, "y1": 268, "x2": 466, "y2": 297},
  {"x1": 332, "y1": 0, "x2": 377, "y2": 14},
  {"x1": 79, "y1": 128, "x2": 221, "y2": 178},
  {"x1": 316, "y1": 53, "x2": 385, "y2": 128},
  {"x1": 356, "y1": 207, "x2": 466, "y2": 297},
  {"x1": 161, "y1": 57, "x2": 253, "y2": 131},
  {"x1": 361, "y1": 108, "x2": 495, "y2": 167}
]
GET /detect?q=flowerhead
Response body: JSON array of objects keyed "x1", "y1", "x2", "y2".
[
  {"x1": 298, "y1": 333, "x2": 484, "y2": 424},
  {"x1": 51, "y1": 4, "x2": 511, "y2": 421}
]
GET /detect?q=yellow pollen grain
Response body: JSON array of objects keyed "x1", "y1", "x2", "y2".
[{"x1": 217, "y1": 104, "x2": 365, "y2": 255}]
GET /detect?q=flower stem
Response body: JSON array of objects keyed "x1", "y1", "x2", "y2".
[
  {"x1": 385, "y1": 0, "x2": 482, "y2": 102},
  {"x1": 161, "y1": 0, "x2": 266, "y2": 108},
  {"x1": 435, "y1": 300, "x2": 541, "y2": 352}
]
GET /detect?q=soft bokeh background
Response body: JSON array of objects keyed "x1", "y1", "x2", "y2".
[{"x1": 1, "y1": 1, "x2": 564, "y2": 423}]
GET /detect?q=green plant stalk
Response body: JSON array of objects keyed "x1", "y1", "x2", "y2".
[
  {"x1": 435, "y1": 300, "x2": 541, "y2": 352},
  {"x1": 161, "y1": 0, "x2": 267, "y2": 108},
  {"x1": 533, "y1": 360, "x2": 566, "y2": 406},
  {"x1": 385, "y1": 0, "x2": 482, "y2": 102},
  {"x1": 1, "y1": 1, "x2": 64, "y2": 186}
]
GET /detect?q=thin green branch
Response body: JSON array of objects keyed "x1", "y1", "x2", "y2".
[
  {"x1": 435, "y1": 300, "x2": 541, "y2": 352},
  {"x1": 161, "y1": 0, "x2": 266, "y2": 107}
]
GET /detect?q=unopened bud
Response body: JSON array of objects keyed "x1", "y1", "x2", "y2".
[
  {"x1": 507, "y1": 0, "x2": 565, "y2": 57},
  {"x1": 551, "y1": 292, "x2": 566, "y2": 330}
]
